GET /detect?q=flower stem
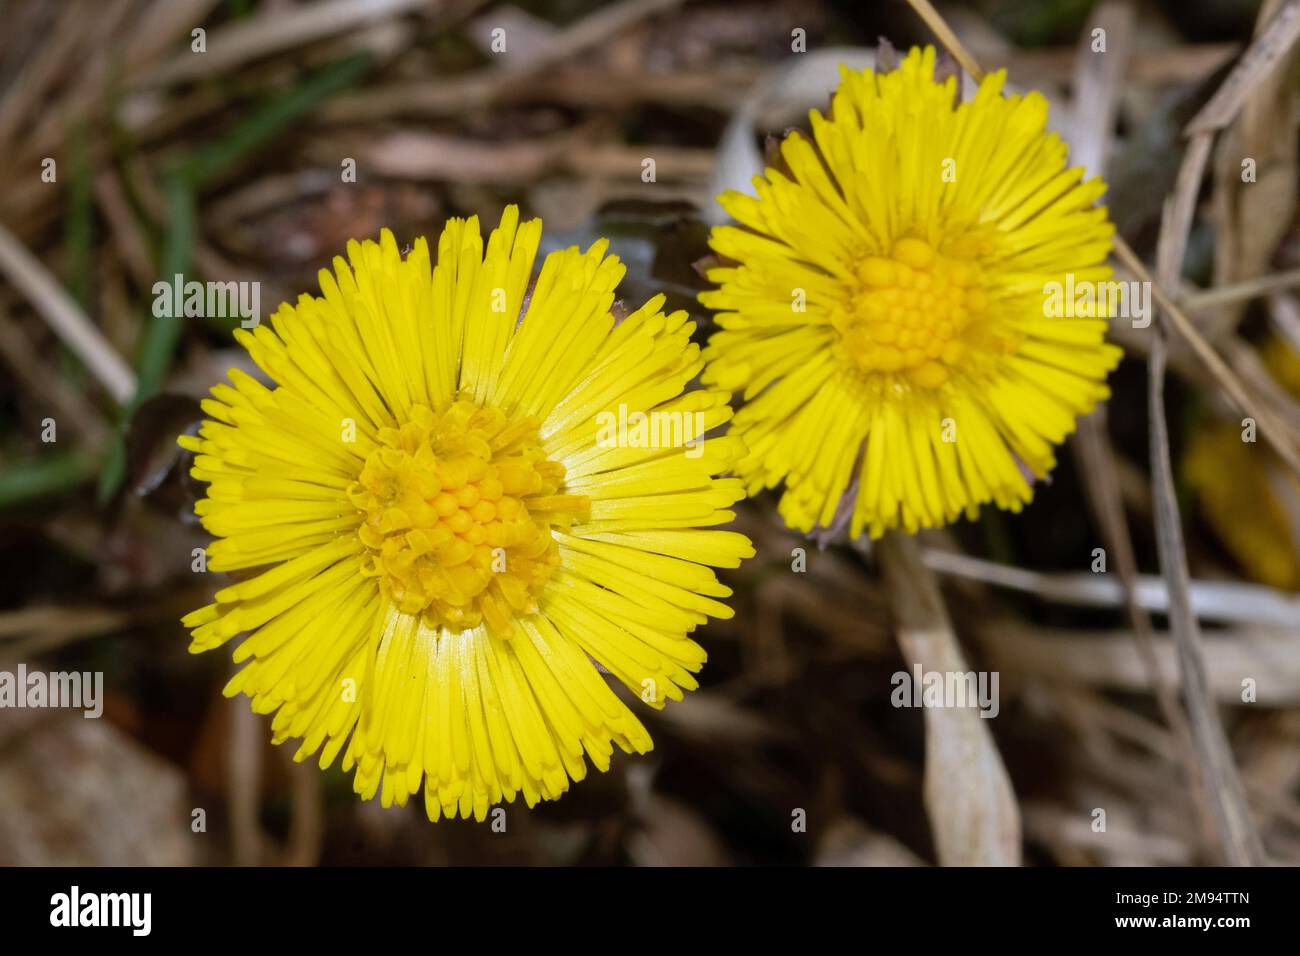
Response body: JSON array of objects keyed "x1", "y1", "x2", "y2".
[{"x1": 877, "y1": 530, "x2": 1021, "y2": 865}]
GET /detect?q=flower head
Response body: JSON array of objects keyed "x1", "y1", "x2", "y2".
[
  {"x1": 180, "y1": 206, "x2": 753, "y2": 821},
  {"x1": 701, "y1": 46, "x2": 1121, "y2": 537}
]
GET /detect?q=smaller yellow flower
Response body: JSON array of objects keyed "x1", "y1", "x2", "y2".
[{"x1": 701, "y1": 46, "x2": 1122, "y2": 538}]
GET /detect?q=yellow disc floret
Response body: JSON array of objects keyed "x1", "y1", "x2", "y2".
[
  {"x1": 349, "y1": 397, "x2": 586, "y2": 635},
  {"x1": 836, "y1": 235, "x2": 1001, "y2": 390}
]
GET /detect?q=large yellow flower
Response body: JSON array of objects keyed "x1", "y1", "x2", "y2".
[
  {"x1": 701, "y1": 46, "x2": 1121, "y2": 537},
  {"x1": 180, "y1": 206, "x2": 753, "y2": 821}
]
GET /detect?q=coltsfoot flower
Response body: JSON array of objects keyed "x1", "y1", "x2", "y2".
[
  {"x1": 700, "y1": 46, "x2": 1122, "y2": 537},
  {"x1": 180, "y1": 206, "x2": 753, "y2": 821}
]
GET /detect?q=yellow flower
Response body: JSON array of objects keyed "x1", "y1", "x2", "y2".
[
  {"x1": 180, "y1": 206, "x2": 753, "y2": 821},
  {"x1": 700, "y1": 46, "x2": 1121, "y2": 537},
  {"x1": 1185, "y1": 338, "x2": 1300, "y2": 590}
]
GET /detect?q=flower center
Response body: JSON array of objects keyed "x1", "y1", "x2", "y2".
[
  {"x1": 837, "y1": 235, "x2": 994, "y2": 390},
  {"x1": 349, "y1": 399, "x2": 586, "y2": 635}
]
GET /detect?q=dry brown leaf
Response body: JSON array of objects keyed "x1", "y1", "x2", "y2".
[
  {"x1": 1209, "y1": 0, "x2": 1300, "y2": 338},
  {"x1": 0, "y1": 709, "x2": 193, "y2": 866}
]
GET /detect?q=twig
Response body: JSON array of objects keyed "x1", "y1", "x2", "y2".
[
  {"x1": 1153, "y1": 132, "x2": 1266, "y2": 866},
  {"x1": 978, "y1": 623, "x2": 1300, "y2": 705},
  {"x1": 92, "y1": 170, "x2": 159, "y2": 293},
  {"x1": 1066, "y1": 0, "x2": 1202, "y2": 821},
  {"x1": 1185, "y1": 0, "x2": 1300, "y2": 135},
  {"x1": 354, "y1": 128, "x2": 715, "y2": 184},
  {"x1": 323, "y1": 0, "x2": 686, "y2": 120},
  {"x1": 1022, "y1": 803, "x2": 1192, "y2": 866},
  {"x1": 1183, "y1": 267, "x2": 1300, "y2": 311},
  {"x1": 1114, "y1": 241, "x2": 1300, "y2": 476},
  {"x1": 122, "y1": 0, "x2": 227, "y2": 70},
  {"x1": 0, "y1": 221, "x2": 136, "y2": 404},
  {"x1": 0, "y1": 2, "x2": 85, "y2": 149},
  {"x1": 138, "y1": 0, "x2": 427, "y2": 87},
  {"x1": 993, "y1": 44, "x2": 1239, "y2": 84},
  {"x1": 0, "y1": 307, "x2": 111, "y2": 448},
  {"x1": 0, "y1": 605, "x2": 127, "y2": 640},
  {"x1": 921, "y1": 548, "x2": 1300, "y2": 627},
  {"x1": 908, "y1": 0, "x2": 986, "y2": 81}
]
